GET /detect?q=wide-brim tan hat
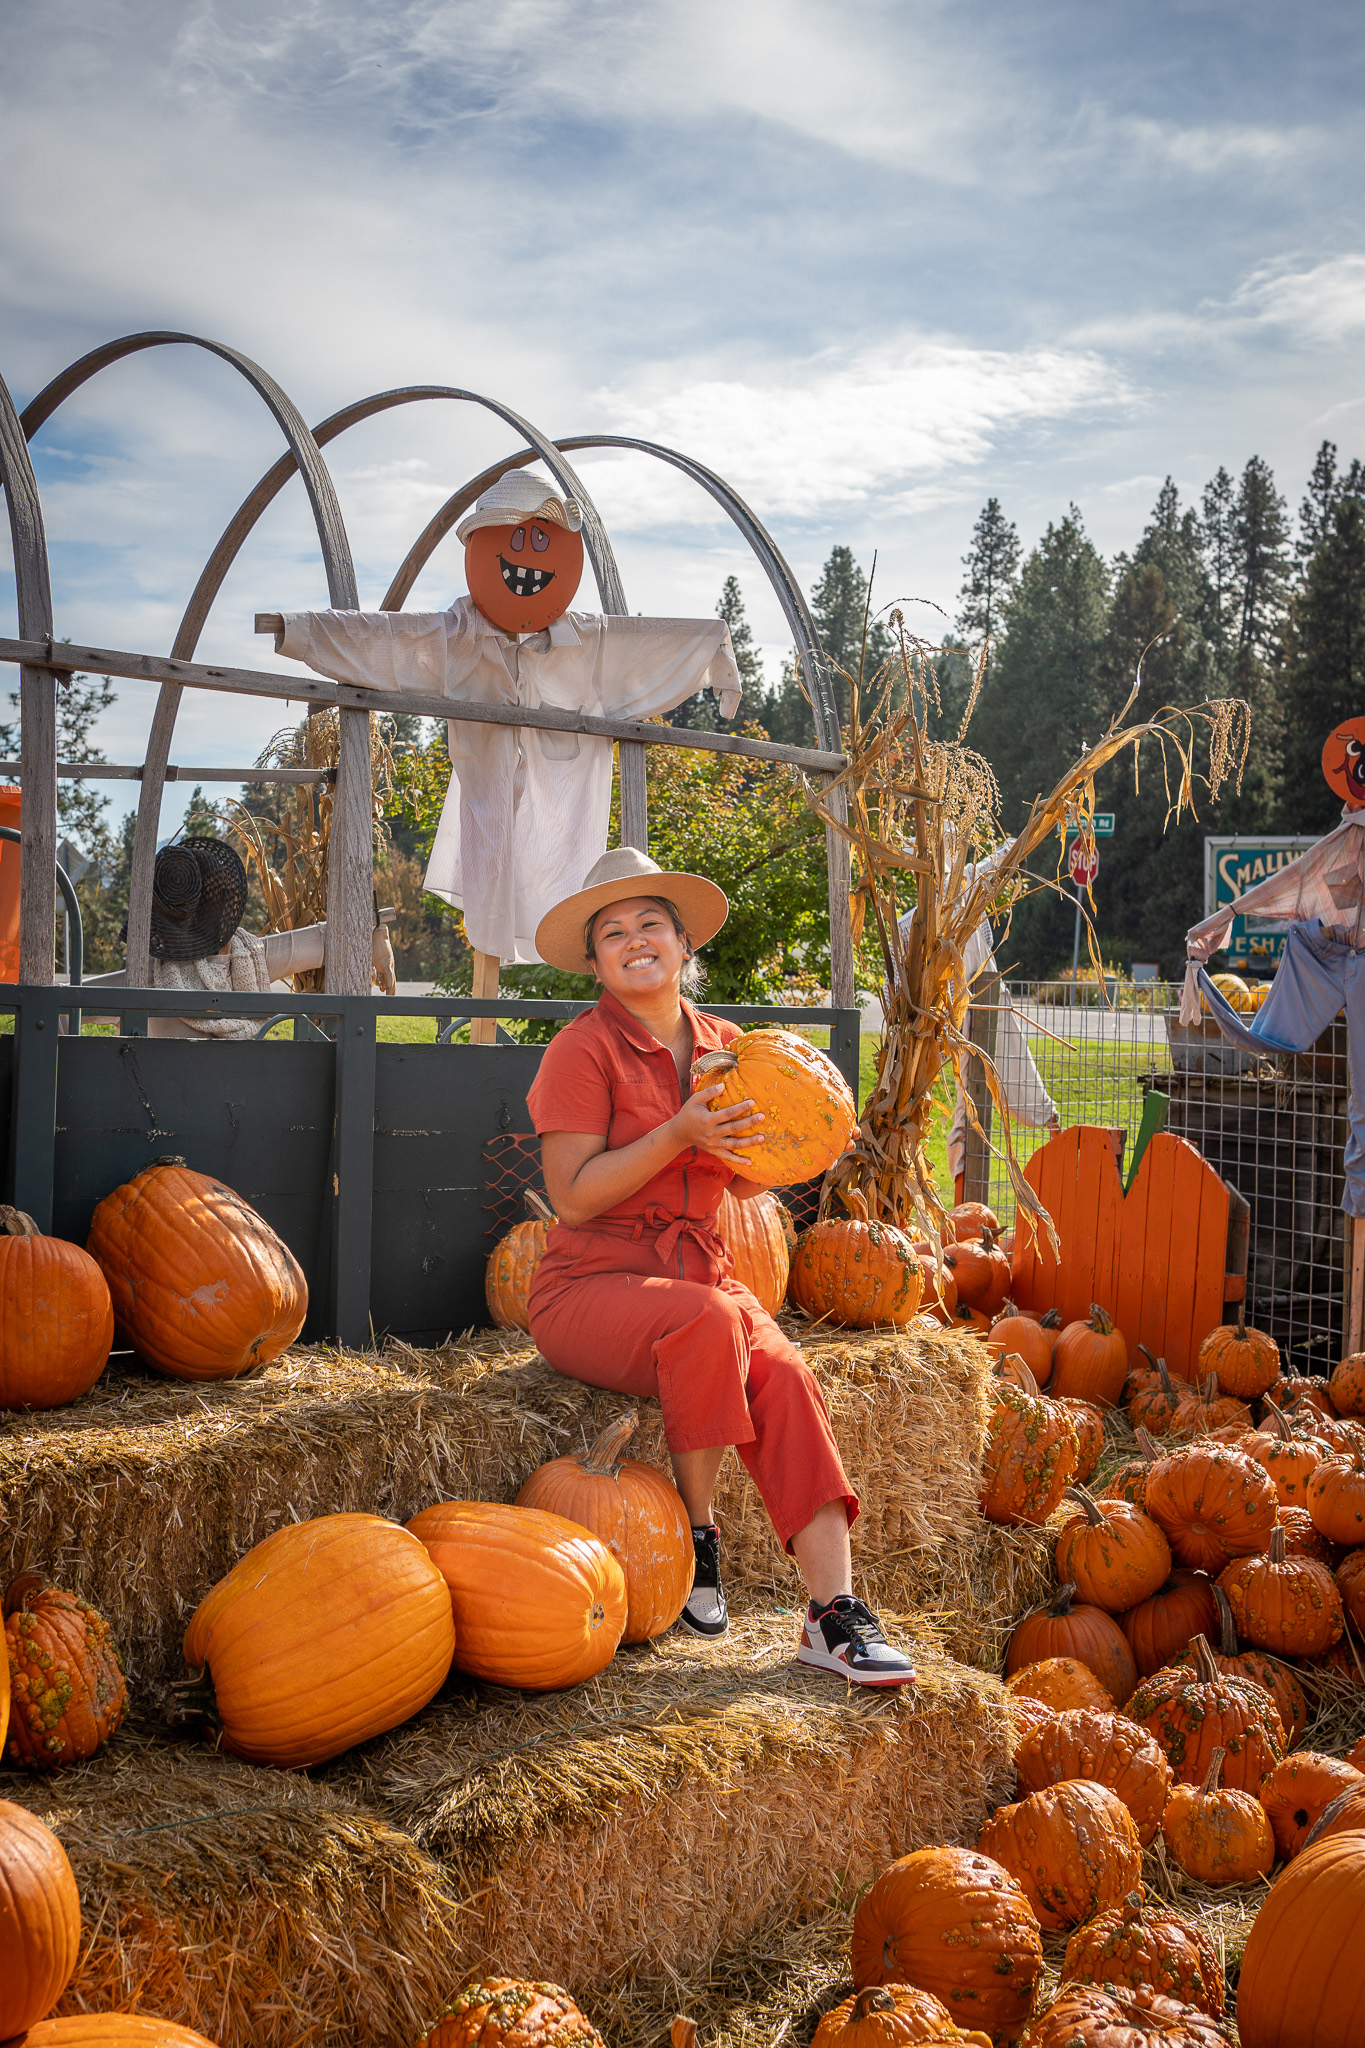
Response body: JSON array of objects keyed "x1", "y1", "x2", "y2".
[
  {"x1": 535, "y1": 847, "x2": 728, "y2": 974},
  {"x1": 455, "y1": 468, "x2": 583, "y2": 544}
]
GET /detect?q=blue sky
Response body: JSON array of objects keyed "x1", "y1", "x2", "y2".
[{"x1": 2, "y1": 0, "x2": 1363, "y2": 841}]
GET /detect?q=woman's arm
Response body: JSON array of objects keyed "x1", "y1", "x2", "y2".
[{"x1": 542, "y1": 1086, "x2": 764, "y2": 1227}]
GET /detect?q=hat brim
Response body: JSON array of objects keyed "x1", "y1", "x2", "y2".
[
  {"x1": 455, "y1": 494, "x2": 582, "y2": 544},
  {"x1": 535, "y1": 871, "x2": 729, "y2": 974},
  {"x1": 146, "y1": 839, "x2": 248, "y2": 962}
]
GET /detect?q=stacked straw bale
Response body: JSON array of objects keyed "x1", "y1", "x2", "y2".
[
  {"x1": 1, "y1": 1323, "x2": 1050, "y2": 1691},
  {"x1": 329, "y1": 1606, "x2": 1014, "y2": 2001},
  {"x1": 1, "y1": 1731, "x2": 473, "y2": 2048}
]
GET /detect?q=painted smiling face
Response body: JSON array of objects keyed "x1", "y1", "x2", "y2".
[
  {"x1": 464, "y1": 518, "x2": 584, "y2": 635},
  {"x1": 1322, "y1": 718, "x2": 1365, "y2": 809}
]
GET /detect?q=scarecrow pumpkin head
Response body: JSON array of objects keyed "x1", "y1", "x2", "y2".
[
  {"x1": 456, "y1": 469, "x2": 584, "y2": 635},
  {"x1": 1322, "y1": 718, "x2": 1365, "y2": 809}
]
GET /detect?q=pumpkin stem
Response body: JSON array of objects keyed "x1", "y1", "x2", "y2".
[
  {"x1": 996, "y1": 1355, "x2": 1041, "y2": 1398},
  {"x1": 1135, "y1": 1427, "x2": 1162, "y2": 1461},
  {"x1": 1064, "y1": 1484, "x2": 1105, "y2": 1527},
  {"x1": 1263, "y1": 1397, "x2": 1291, "y2": 1442},
  {"x1": 1051, "y1": 1581, "x2": 1079, "y2": 1616},
  {"x1": 1189, "y1": 1633, "x2": 1219, "y2": 1684},
  {"x1": 1040, "y1": 1309, "x2": 1063, "y2": 1330},
  {"x1": 168, "y1": 1665, "x2": 221, "y2": 1729},
  {"x1": 1269, "y1": 1524, "x2": 1287, "y2": 1565},
  {"x1": 0, "y1": 1204, "x2": 39, "y2": 1238},
  {"x1": 1119, "y1": 1889, "x2": 1145, "y2": 1923},
  {"x1": 1157, "y1": 1359, "x2": 1176, "y2": 1399},
  {"x1": 1088, "y1": 1303, "x2": 1115, "y2": 1334},
  {"x1": 1203, "y1": 1373, "x2": 1219, "y2": 1402},
  {"x1": 994, "y1": 1299, "x2": 1019, "y2": 1323},
  {"x1": 1235, "y1": 1302, "x2": 1247, "y2": 1339},
  {"x1": 1201, "y1": 1744, "x2": 1227, "y2": 1795},
  {"x1": 981, "y1": 1227, "x2": 996, "y2": 1251},
  {"x1": 841, "y1": 1186, "x2": 870, "y2": 1224},
  {"x1": 670, "y1": 2020, "x2": 699, "y2": 2048},
  {"x1": 850, "y1": 1991, "x2": 896, "y2": 2020},
  {"x1": 149, "y1": 1154, "x2": 188, "y2": 1168},
  {"x1": 524, "y1": 1189, "x2": 555, "y2": 1226},
  {"x1": 691, "y1": 1049, "x2": 737, "y2": 1080},
  {"x1": 1212, "y1": 1584, "x2": 1240, "y2": 1659},
  {"x1": 580, "y1": 1410, "x2": 639, "y2": 1474},
  {"x1": 2, "y1": 1570, "x2": 47, "y2": 1619}
]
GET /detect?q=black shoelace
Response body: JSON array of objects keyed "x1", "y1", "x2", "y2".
[{"x1": 825, "y1": 1598, "x2": 886, "y2": 1649}]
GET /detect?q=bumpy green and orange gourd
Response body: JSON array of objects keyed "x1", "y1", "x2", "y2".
[
  {"x1": 485, "y1": 1191, "x2": 555, "y2": 1332},
  {"x1": 789, "y1": 1193, "x2": 924, "y2": 1329},
  {"x1": 691, "y1": 1027, "x2": 856, "y2": 1187},
  {"x1": 4, "y1": 1575, "x2": 127, "y2": 1769}
]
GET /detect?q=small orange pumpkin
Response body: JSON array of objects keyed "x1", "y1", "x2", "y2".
[
  {"x1": 810, "y1": 1985, "x2": 992, "y2": 2046},
  {"x1": 987, "y1": 1306, "x2": 1060, "y2": 1387},
  {"x1": 1174, "y1": 1582, "x2": 1309, "y2": 1747},
  {"x1": 1005, "y1": 1583, "x2": 1138, "y2": 1705},
  {"x1": 1127, "y1": 1353, "x2": 1184, "y2": 1437},
  {"x1": 1306, "y1": 1440, "x2": 1365, "y2": 1544},
  {"x1": 849, "y1": 1846, "x2": 1044, "y2": 2038},
  {"x1": 0, "y1": 1207, "x2": 114, "y2": 1410},
  {"x1": 484, "y1": 1191, "x2": 554, "y2": 1332},
  {"x1": 1049, "y1": 1303, "x2": 1128, "y2": 1406},
  {"x1": 1330, "y1": 1351, "x2": 1365, "y2": 1417},
  {"x1": 0, "y1": 1798, "x2": 82, "y2": 2038},
  {"x1": 692, "y1": 1029, "x2": 856, "y2": 1189},
  {"x1": 1260, "y1": 1750, "x2": 1363, "y2": 1860},
  {"x1": 416, "y1": 1975, "x2": 603, "y2": 2047},
  {"x1": 1061, "y1": 1889, "x2": 1224, "y2": 2016},
  {"x1": 1144, "y1": 1440, "x2": 1279, "y2": 1573},
  {"x1": 979, "y1": 1374, "x2": 1079, "y2": 1526},
  {"x1": 1005, "y1": 1655, "x2": 1114, "y2": 1715},
  {"x1": 1275, "y1": 1503, "x2": 1339, "y2": 1565},
  {"x1": 514, "y1": 1410, "x2": 692, "y2": 1643},
  {"x1": 947, "y1": 1200, "x2": 1001, "y2": 1243},
  {"x1": 1197, "y1": 1304, "x2": 1280, "y2": 1400},
  {"x1": 1015, "y1": 1985, "x2": 1230, "y2": 2047},
  {"x1": 1172, "y1": 1372, "x2": 1253, "y2": 1439},
  {"x1": 4, "y1": 1575, "x2": 127, "y2": 1770},
  {"x1": 1217, "y1": 1523, "x2": 1344, "y2": 1658},
  {"x1": 977, "y1": 1779, "x2": 1142, "y2": 1931},
  {"x1": 1245, "y1": 1398, "x2": 1328, "y2": 1505},
  {"x1": 1126, "y1": 1633, "x2": 1283, "y2": 1790},
  {"x1": 944, "y1": 1229, "x2": 1010, "y2": 1316},
  {"x1": 1161, "y1": 1744, "x2": 1274, "y2": 1884},
  {"x1": 1054, "y1": 1486, "x2": 1172, "y2": 1613}
]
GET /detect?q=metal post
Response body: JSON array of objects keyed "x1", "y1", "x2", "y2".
[
  {"x1": 1070, "y1": 887, "x2": 1084, "y2": 1007},
  {"x1": 328, "y1": 1001, "x2": 376, "y2": 1346}
]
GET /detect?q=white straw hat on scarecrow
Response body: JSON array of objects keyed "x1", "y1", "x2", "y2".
[{"x1": 455, "y1": 469, "x2": 583, "y2": 544}]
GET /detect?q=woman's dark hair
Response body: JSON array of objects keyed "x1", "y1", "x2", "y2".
[{"x1": 584, "y1": 895, "x2": 706, "y2": 996}]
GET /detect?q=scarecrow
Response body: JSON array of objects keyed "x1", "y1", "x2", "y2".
[
  {"x1": 86, "y1": 837, "x2": 395, "y2": 1037},
  {"x1": 1182, "y1": 719, "x2": 1365, "y2": 1215},
  {"x1": 263, "y1": 470, "x2": 741, "y2": 969}
]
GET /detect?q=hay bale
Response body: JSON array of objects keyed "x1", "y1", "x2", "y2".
[
  {"x1": 0, "y1": 1731, "x2": 472, "y2": 2048},
  {"x1": 329, "y1": 1604, "x2": 1014, "y2": 2000},
  {"x1": 1, "y1": 1325, "x2": 1012, "y2": 1691}
]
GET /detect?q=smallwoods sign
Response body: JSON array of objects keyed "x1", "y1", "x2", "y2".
[{"x1": 1204, "y1": 836, "x2": 1317, "y2": 969}]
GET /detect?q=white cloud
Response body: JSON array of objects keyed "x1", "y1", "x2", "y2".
[
  {"x1": 1230, "y1": 255, "x2": 1365, "y2": 344},
  {"x1": 1121, "y1": 117, "x2": 1317, "y2": 176}
]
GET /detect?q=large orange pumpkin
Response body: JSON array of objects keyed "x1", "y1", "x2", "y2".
[
  {"x1": 1197, "y1": 1305, "x2": 1280, "y2": 1400},
  {"x1": 1259, "y1": 1751, "x2": 1363, "y2": 1860},
  {"x1": 715, "y1": 1188, "x2": 791, "y2": 1316},
  {"x1": 1126, "y1": 1633, "x2": 1283, "y2": 1790},
  {"x1": 87, "y1": 1158, "x2": 307, "y2": 1380},
  {"x1": 0, "y1": 1799, "x2": 81, "y2": 2038},
  {"x1": 1144, "y1": 1441, "x2": 1279, "y2": 1573},
  {"x1": 849, "y1": 1845, "x2": 1044, "y2": 2039},
  {"x1": 788, "y1": 1211, "x2": 923, "y2": 1328},
  {"x1": 691, "y1": 1029, "x2": 856, "y2": 1188},
  {"x1": 1119, "y1": 1568, "x2": 1220, "y2": 1679},
  {"x1": 407, "y1": 1500, "x2": 627, "y2": 1690},
  {"x1": 485, "y1": 1191, "x2": 554, "y2": 1332},
  {"x1": 979, "y1": 1380, "x2": 1079, "y2": 1527},
  {"x1": 1005, "y1": 1584, "x2": 1137, "y2": 1706},
  {"x1": 1217, "y1": 1522, "x2": 1344, "y2": 1658},
  {"x1": 1236, "y1": 1831, "x2": 1365, "y2": 2048},
  {"x1": 1054, "y1": 1487, "x2": 1172, "y2": 1612},
  {"x1": 810, "y1": 1986, "x2": 992, "y2": 2046},
  {"x1": 1015, "y1": 1708, "x2": 1172, "y2": 1846},
  {"x1": 1306, "y1": 1440, "x2": 1365, "y2": 1544},
  {"x1": 15, "y1": 2023, "x2": 224, "y2": 2045},
  {"x1": 182, "y1": 1513, "x2": 454, "y2": 1767},
  {"x1": 1061, "y1": 1890, "x2": 1223, "y2": 2016},
  {"x1": 1016, "y1": 1984, "x2": 1230, "y2": 2047},
  {"x1": 0, "y1": 1207, "x2": 113, "y2": 1410},
  {"x1": 514, "y1": 1410, "x2": 691, "y2": 1643},
  {"x1": 1049, "y1": 1303, "x2": 1127, "y2": 1406},
  {"x1": 1330, "y1": 1350, "x2": 1365, "y2": 1417},
  {"x1": 416, "y1": 1976, "x2": 603, "y2": 2047},
  {"x1": 977, "y1": 1779, "x2": 1142, "y2": 1932},
  {"x1": 4, "y1": 1576, "x2": 127, "y2": 1769},
  {"x1": 1161, "y1": 1743, "x2": 1274, "y2": 1884}
]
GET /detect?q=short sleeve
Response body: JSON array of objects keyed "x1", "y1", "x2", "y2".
[{"x1": 526, "y1": 1023, "x2": 614, "y2": 1136}]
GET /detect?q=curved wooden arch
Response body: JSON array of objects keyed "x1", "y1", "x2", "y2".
[{"x1": 0, "y1": 369, "x2": 58, "y2": 980}]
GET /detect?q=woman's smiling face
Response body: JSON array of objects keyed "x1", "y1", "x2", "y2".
[{"x1": 589, "y1": 897, "x2": 689, "y2": 1002}]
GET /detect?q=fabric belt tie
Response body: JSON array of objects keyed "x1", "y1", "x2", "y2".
[{"x1": 633, "y1": 1205, "x2": 728, "y2": 1272}]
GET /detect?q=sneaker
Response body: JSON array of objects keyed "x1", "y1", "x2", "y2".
[
  {"x1": 678, "y1": 1523, "x2": 729, "y2": 1638},
  {"x1": 797, "y1": 1595, "x2": 917, "y2": 1688}
]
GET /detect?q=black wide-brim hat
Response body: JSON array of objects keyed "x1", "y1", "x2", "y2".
[{"x1": 139, "y1": 837, "x2": 248, "y2": 962}]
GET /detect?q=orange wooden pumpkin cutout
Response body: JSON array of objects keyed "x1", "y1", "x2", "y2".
[{"x1": 465, "y1": 518, "x2": 584, "y2": 634}]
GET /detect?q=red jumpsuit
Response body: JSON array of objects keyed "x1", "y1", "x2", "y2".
[{"x1": 526, "y1": 989, "x2": 857, "y2": 1551}]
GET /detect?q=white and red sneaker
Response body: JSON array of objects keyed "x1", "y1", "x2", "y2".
[{"x1": 797, "y1": 1595, "x2": 917, "y2": 1687}]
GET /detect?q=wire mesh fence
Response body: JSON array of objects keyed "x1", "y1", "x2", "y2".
[{"x1": 970, "y1": 979, "x2": 1350, "y2": 1374}]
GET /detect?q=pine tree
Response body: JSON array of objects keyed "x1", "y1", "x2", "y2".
[
  {"x1": 716, "y1": 574, "x2": 764, "y2": 700},
  {"x1": 1280, "y1": 464, "x2": 1365, "y2": 832},
  {"x1": 1200, "y1": 466, "x2": 1239, "y2": 677},
  {"x1": 958, "y1": 498, "x2": 1021, "y2": 655},
  {"x1": 759, "y1": 545, "x2": 890, "y2": 746},
  {"x1": 1298, "y1": 441, "x2": 1340, "y2": 565}
]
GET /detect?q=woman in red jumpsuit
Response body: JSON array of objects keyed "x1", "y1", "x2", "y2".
[{"x1": 526, "y1": 846, "x2": 916, "y2": 1687}]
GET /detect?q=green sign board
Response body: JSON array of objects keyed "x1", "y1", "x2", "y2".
[
  {"x1": 1066, "y1": 814, "x2": 1114, "y2": 838},
  {"x1": 1204, "y1": 835, "x2": 1316, "y2": 969}
]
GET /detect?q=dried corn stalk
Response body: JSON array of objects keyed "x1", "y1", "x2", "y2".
[
  {"x1": 225, "y1": 711, "x2": 396, "y2": 992},
  {"x1": 808, "y1": 616, "x2": 1250, "y2": 1251}
]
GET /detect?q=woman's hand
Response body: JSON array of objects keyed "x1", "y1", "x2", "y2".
[{"x1": 672, "y1": 1083, "x2": 765, "y2": 1172}]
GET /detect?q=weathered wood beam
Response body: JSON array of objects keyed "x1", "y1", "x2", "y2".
[{"x1": 0, "y1": 762, "x2": 334, "y2": 782}]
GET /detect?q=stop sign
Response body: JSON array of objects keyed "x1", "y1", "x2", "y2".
[{"x1": 1068, "y1": 835, "x2": 1100, "y2": 886}]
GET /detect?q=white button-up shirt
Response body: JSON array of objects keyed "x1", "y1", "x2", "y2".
[{"x1": 275, "y1": 596, "x2": 741, "y2": 963}]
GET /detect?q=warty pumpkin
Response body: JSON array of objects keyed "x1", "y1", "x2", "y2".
[
  {"x1": 0, "y1": 1207, "x2": 114, "y2": 1411},
  {"x1": 1197, "y1": 1305, "x2": 1280, "y2": 1400},
  {"x1": 1144, "y1": 1441, "x2": 1279, "y2": 1573},
  {"x1": 1015, "y1": 1707, "x2": 1172, "y2": 1845},
  {"x1": 417, "y1": 1977, "x2": 604, "y2": 2047},
  {"x1": 1006, "y1": 1656, "x2": 1114, "y2": 1715},
  {"x1": 407, "y1": 1500, "x2": 627, "y2": 1690},
  {"x1": 484, "y1": 1191, "x2": 554, "y2": 1332},
  {"x1": 788, "y1": 1206, "x2": 924, "y2": 1328},
  {"x1": 1161, "y1": 1743, "x2": 1274, "y2": 1884},
  {"x1": 1315, "y1": 1412, "x2": 1365, "y2": 1456},
  {"x1": 0, "y1": 1798, "x2": 81, "y2": 2038},
  {"x1": 86, "y1": 1158, "x2": 307, "y2": 1380},
  {"x1": 1120, "y1": 1567, "x2": 1220, "y2": 1679},
  {"x1": 1126, "y1": 1633, "x2": 1283, "y2": 1790},
  {"x1": 1337, "y1": 1547, "x2": 1365, "y2": 1632},
  {"x1": 1005, "y1": 1583, "x2": 1137, "y2": 1706},
  {"x1": 1306, "y1": 1440, "x2": 1365, "y2": 1544},
  {"x1": 1244, "y1": 1399, "x2": 1327, "y2": 1506},
  {"x1": 810, "y1": 1985, "x2": 992, "y2": 2047},
  {"x1": 1061, "y1": 1889, "x2": 1224, "y2": 2016},
  {"x1": 1330, "y1": 1350, "x2": 1365, "y2": 1417},
  {"x1": 14, "y1": 2023, "x2": 223, "y2": 2046},
  {"x1": 1051, "y1": 1395, "x2": 1105, "y2": 1483},
  {"x1": 987, "y1": 1307, "x2": 1060, "y2": 1387},
  {"x1": 1127, "y1": 1353, "x2": 1184, "y2": 1437},
  {"x1": 1236, "y1": 1830, "x2": 1365, "y2": 2048},
  {"x1": 1275, "y1": 1502, "x2": 1339, "y2": 1566},
  {"x1": 979, "y1": 1377, "x2": 1079, "y2": 1527},
  {"x1": 849, "y1": 1844, "x2": 1045, "y2": 2039},
  {"x1": 1123, "y1": 1342, "x2": 1167, "y2": 1407},
  {"x1": 1259, "y1": 1750, "x2": 1363, "y2": 1860},
  {"x1": 1054, "y1": 1486, "x2": 1172, "y2": 1612},
  {"x1": 944, "y1": 1230, "x2": 1010, "y2": 1317},
  {"x1": 1170, "y1": 1373, "x2": 1253, "y2": 1440},
  {"x1": 977, "y1": 1778, "x2": 1142, "y2": 1932},
  {"x1": 1049, "y1": 1303, "x2": 1128, "y2": 1407},
  {"x1": 182, "y1": 1513, "x2": 454, "y2": 1768},
  {"x1": 1271, "y1": 1370, "x2": 1338, "y2": 1423},
  {"x1": 1172, "y1": 1584, "x2": 1309, "y2": 1747},
  {"x1": 1100, "y1": 1427, "x2": 1162, "y2": 1508},
  {"x1": 715, "y1": 1187, "x2": 791, "y2": 1317},
  {"x1": 1016, "y1": 1982, "x2": 1232, "y2": 2047},
  {"x1": 4, "y1": 1575, "x2": 127, "y2": 1769},
  {"x1": 691, "y1": 1028, "x2": 856, "y2": 1188},
  {"x1": 514, "y1": 1410, "x2": 691, "y2": 1643},
  {"x1": 1007, "y1": 1692, "x2": 1056, "y2": 1756},
  {"x1": 1217, "y1": 1523, "x2": 1344, "y2": 1658}
]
